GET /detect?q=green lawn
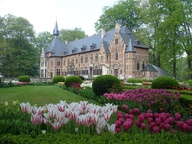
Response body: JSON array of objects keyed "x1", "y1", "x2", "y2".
[{"x1": 0, "y1": 85, "x2": 100, "y2": 106}]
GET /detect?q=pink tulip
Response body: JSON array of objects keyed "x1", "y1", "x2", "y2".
[
  {"x1": 122, "y1": 104, "x2": 128, "y2": 111},
  {"x1": 115, "y1": 127, "x2": 121, "y2": 133},
  {"x1": 51, "y1": 121, "x2": 60, "y2": 130},
  {"x1": 138, "y1": 114, "x2": 145, "y2": 123},
  {"x1": 147, "y1": 117, "x2": 153, "y2": 124},
  {"x1": 31, "y1": 113, "x2": 43, "y2": 126},
  {"x1": 117, "y1": 111, "x2": 123, "y2": 118},
  {"x1": 155, "y1": 118, "x2": 161, "y2": 126},
  {"x1": 136, "y1": 119, "x2": 141, "y2": 128},
  {"x1": 153, "y1": 126, "x2": 161, "y2": 133},
  {"x1": 128, "y1": 114, "x2": 134, "y2": 121},
  {"x1": 128, "y1": 109, "x2": 133, "y2": 114},
  {"x1": 133, "y1": 108, "x2": 140, "y2": 115},
  {"x1": 164, "y1": 123, "x2": 170, "y2": 131},
  {"x1": 175, "y1": 112, "x2": 182, "y2": 121},
  {"x1": 141, "y1": 123, "x2": 146, "y2": 130},
  {"x1": 147, "y1": 109, "x2": 152, "y2": 113}
]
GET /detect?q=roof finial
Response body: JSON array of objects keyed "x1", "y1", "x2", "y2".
[{"x1": 53, "y1": 20, "x2": 59, "y2": 37}]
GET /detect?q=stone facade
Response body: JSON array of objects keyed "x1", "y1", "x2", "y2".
[{"x1": 40, "y1": 23, "x2": 157, "y2": 80}]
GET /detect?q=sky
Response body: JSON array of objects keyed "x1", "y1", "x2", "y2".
[{"x1": 0, "y1": 0, "x2": 118, "y2": 36}]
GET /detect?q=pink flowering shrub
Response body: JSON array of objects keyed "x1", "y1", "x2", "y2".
[{"x1": 104, "y1": 88, "x2": 180, "y2": 113}]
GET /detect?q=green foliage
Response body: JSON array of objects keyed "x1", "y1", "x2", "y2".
[
  {"x1": 127, "y1": 78, "x2": 148, "y2": 83},
  {"x1": 0, "y1": 131, "x2": 192, "y2": 144},
  {"x1": 59, "y1": 28, "x2": 87, "y2": 42},
  {"x1": 65, "y1": 76, "x2": 82, "y2": 87},
  {"x1": 0, "y1": 78, "x2": 1, "y2": 84},
  {"x1": 92, "y1": 75, "x2": 121, "y2": 96},
  {"x1": 18, "y1": 75, "x2": 30, "y2": 82},
  {"x1": 0, "y1": 14, "x2": 39, "y2": 77},
  {"x1": 52, "y1": 75, "x2": 65, "y2": 83},
  {"x1": 79, "y1": 76, "x2": 85, "y2": 81},
  {"x1": 151, "y1": 76, "x2": 179, "y2": 89},
  {"x1": 188, "y1": 80, "x2": 192, "y2": 86}
]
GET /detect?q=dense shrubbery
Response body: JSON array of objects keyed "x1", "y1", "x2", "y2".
[
  {"x1": 92, "y1": 75, "x2": 122, "y2": 96},
  {"x1": 188, "y1": 80, "x2": 192, "y2": 86},
  {"x1": 0, "y1": 78, "x2": 2, "y2": 84},
  {"x1": 127, "y1": 78, "x2": 149, "y2": 83},
  {"x1": 18, "y1": 76, "x2": 30, "y2": 82},
  {"x1": 151, "y1": 76, "x2": 179, "y2": 89},
  {"x1": 52, "y1": 75, "x2": 65, "y2": 83},
  {"x1": 65, "y1": 76, "x2": 82, "y2": 87},
  {"x1": 79, "y1": 76, "x2": 85, "y2": 81},
  {"x1": 0, "y1": 132, "x2": 192, "y2": 144}
]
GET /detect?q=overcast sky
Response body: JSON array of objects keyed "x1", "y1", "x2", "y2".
[{"x1": 0, "y1": 0, "x2": 118, "y2": 36}]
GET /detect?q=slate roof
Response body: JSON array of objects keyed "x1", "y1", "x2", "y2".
[
  {"x1": 44, "y1": 23, "x2": 149, "y2": 57},
  {"x1": 142, "y1": 63, "x2": 168, "y2": 76}
]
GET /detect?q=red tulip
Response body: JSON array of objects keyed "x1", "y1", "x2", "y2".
[
  {"x1": 138, "y1": 114, "x2": 145, "y2": 123},
  {"x1": 115, "y1": 127, "x2": 121, "y2": 133},
  {"x1": 128, "y1": 109, "x2": 133, "y2": 114},
  {"x1": 153, "y1": 126, "x2": 161, "y2": 133},
  {"x1": 164, "y1": 123, "x2": 170, "y2": 131}
]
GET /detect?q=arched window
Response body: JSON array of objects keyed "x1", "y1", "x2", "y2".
[
  {"x1": 115, "y1": 50, "x2": 118, "y2": 60},
  {"x1": 137, "y1": 60, "x2": 140, "y2": 70},
  {"x1": 142, "y1": 61, "x2": 145, "y2": 70}
]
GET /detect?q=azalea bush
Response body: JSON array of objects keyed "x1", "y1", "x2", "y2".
[
  {"x1": 104, "y1": 88, "x2": 180, "y2": 113},
  {"x1": 18, "y1": 75, "x2": 30, "y2": 82}
]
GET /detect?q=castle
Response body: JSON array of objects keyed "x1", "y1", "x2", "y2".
[{"x1": 40, "y1": 22, "x2": 166, "y2": 80}]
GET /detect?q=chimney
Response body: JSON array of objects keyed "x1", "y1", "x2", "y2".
[
  {"x1": 115, "y1": 22, "x2": 120, "y2": 32},
  {"x1": 101, "y1": 28, "x2": 105, "y2": 39}
]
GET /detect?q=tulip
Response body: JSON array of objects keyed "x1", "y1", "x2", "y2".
[
  {"x1": 141, "y1": 123, "x2": 146, "y2": 130},
  {"x1": 115, "y1": 127, "x2": 121, "y2": 133},
  {"x1": 153, "y1": 126, "x2": 161, "y2": 133},
  {"x1": 122, "y1": 104, "x2": 128, "y2": 111},
  {"x1": 31, "y1": 113, "x2": 43, "y2": 126},
  {"x1": 133, "y1": 108, "x2": 140, "y2": 115},
  {"x1": 107, "y1": 124, "x2": 116, "y2": 133},
  {"x1": 175, "y1": 112, "x2": 182, "y2": 121},
  {"x1": 136, "y1": 119, "x2": 141, "y2": 128},
  {"x1": 163, "y1": 123, "x2": 170, "y2": 131}
]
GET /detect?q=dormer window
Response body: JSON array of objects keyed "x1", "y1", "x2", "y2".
[
  {"x1": 115, "y1": 39, "x2": 118, "y2": 45},
  {"x1": 64, "y1": 51, "x2": 68, "y2": 55},
  {"x1": 90, "y1": 43, "x2": 96, "y2": 50},
  {"x1": 72, "y1": 47, "x2": 78, "y2": 53},
  {"x1": 81, "y1": 45, "x2": 87, "y2": 51},
  {"x1": 134, "y1": 40, "x2": 140, "y2": 45}
]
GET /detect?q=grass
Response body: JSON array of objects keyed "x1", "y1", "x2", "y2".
[{"x1": 0, "y1": 85, "x2": 101, "y2": 106}]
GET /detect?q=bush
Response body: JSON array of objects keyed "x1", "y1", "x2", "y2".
[
  {"x1": 188, "y1": 80, "x2": 192, "y2": 86},
  {"x1": 18, "y1": 76, "x2": 30, "y2": 82},
  {"x1": 92, "y1": 75, "x2": 121, "y2": 96},
  {"x1": 0, "y1": 78, "x2": 1, "y2": 84},
  {"x1": 127, "y1": 78, "x2": 148, "y2": 83},
  {"x1": 52, "y1": 75, "x2": 65, "y2": 83},
  {"x1": 65, "y1": 76, "x2": 82, "y2": 87},
  {"x1": 151, "y1": 76, "x2": 179, "y2": 89},
  {"x1": 79, "y1": 76, "x2": 85, "y2": 81}
]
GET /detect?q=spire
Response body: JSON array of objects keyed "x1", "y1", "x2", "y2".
[{"x1": 53, "y1": 21, "x2": 59, "y2": 37}]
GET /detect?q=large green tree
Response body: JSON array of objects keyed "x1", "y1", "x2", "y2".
[
  {"x1": 0, "y1": 14, "x2": 39, "y2": 77},
  {"x1": 59, "y1": 28, "x2": 87, "y2": 42},
  {"x1": 95, "y1": 0, "x2": 142, "y2": 32}
]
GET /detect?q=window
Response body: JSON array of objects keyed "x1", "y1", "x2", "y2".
[
  {"x1": 68, "y1": 58, "x2": 70, "y2": 65},
  {"x1": 115, "y1": 50, "x2": 118, "y2": 60},
  {"x1": 51, "y1": 61, "x2": 53, "y2": 66},
  {"x1": 120, "y1": 70, "x2": 122, "y2": 74},
  {"x1": 137, "y1": 60, "x2": 140, "y2": 70},
  {"x1": 90, "y1": 54, "x2": 93, "y2": 63},
  {"x1": 81, "y1": 56, "x2": 83, "y2": 63},
  {"x1": 142, "y1": 61, "x2": 145, "y2": 70},
  {"x1": 107, "y1": 55, "x2": 108, "y2": 60},
  {"x1": 101, "y1": 56, "x2": 103, "y2": 61},
  {"x1": 56, "y1": 69, "x2": 60, "y2": 75},
  {"x1": 76, "y1": 57, "x2": 78, "y2": 64},
  {"x1": 85, "y1": 56, "x2": 88, "y2": 63},
  {"x1": 95, "y1": 53, "x2": 98, "y2": 62},
  {"x1": 115, "y1": 38, "x2": 118, "y2": 45},
  {"x1": 57, "y1": 61, "x2": 60, "y2": 66},
  {"x1": 64, "y1": 60, "x2": 65, "y2": 66}
]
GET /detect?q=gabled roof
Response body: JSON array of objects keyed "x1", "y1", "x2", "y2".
[
  {"x1": 142, "y1": 63, "x2": 168, "y2": 76},
  {"x1": 44, "y1": 23, "x2": 148, "y2": 56}
]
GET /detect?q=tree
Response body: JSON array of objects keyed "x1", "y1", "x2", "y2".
[
  {"x1": 94, "y1": 0, "x2": 142, "y2": 32},
  {"x1": 59, "y1": 28, "x2": 87, "y2": 42},
  {"x1": 0, "y1": 14, "x2": 39, "y2": 77}
]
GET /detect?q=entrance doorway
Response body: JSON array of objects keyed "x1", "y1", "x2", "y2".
[{"x1": 114, "y1": 69, "x2": 118, "y2": 77}]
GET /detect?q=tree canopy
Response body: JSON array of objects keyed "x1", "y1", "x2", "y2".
[{"x1": 0, "y1": 14, "x2": 39, "y2": 77}]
